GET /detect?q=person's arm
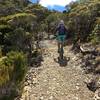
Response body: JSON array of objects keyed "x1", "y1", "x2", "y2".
[{"x1": 54, "y1": 26, "x2": 59, "y2": 34}]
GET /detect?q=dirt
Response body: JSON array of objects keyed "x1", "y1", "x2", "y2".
[{"x1": 20, "y1": 40, "x2": 95, "y2": 100}]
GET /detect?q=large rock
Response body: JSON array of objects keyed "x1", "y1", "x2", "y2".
[{"x1": 80, "y1": 43, "x2": 96, "y2": 54}]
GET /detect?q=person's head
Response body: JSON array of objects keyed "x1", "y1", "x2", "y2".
[{"x1": 59, "y1": 20, "x2": 64, "y2": 25}]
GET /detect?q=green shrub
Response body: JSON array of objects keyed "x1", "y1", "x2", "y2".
[
  {"x1": 0, "y1": 47, "x2": 2, "y2": 58},
  {"x1": 4, "y1": 51, "x2": 27, "y2": 84},
  {"x1": 89, "y1": 24, "x2": 100, "y2": 45},
  {"x1": 0, "y1": 13, "x2": 36, "y2": 22},
  {"x1": 0, "y1": 59, "x2": 9, "y2": 87},
  {"x1": 0, "y1": 51, "x2": 27, "y2": 99},
  {"x1": 3, "y1": 28, "x2": 31, "y2": 53}
]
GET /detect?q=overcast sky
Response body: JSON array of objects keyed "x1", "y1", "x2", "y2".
[
  {"x1": 31, "y1": 0, "x2": 76, "y2": 11},
  {"x1": 39, "y1": 0, "x2": 76, "y2": 7}
]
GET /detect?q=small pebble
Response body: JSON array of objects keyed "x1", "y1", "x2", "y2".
[{"x1": 49, "y1": 96, "x2": 53, "y2": 100}]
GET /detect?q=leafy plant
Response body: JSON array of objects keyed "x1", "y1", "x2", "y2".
[
  {"x1": 4, "y1": 51, "x2": 27, "y2": 83},
  {"x1": 0, "y1": 59, "x2": 9, "y2": 87},
  {"x1": 89, "y1": 24, "x2": 100, "y2": 44}
]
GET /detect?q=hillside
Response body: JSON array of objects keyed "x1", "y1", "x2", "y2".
[{"x1": 0, "y1": 0, "x2": 100, "y2": 100}]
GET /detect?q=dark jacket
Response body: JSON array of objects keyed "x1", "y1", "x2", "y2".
[{"x1": 55, "y1": 24, "x2": 67, "y2": 35}]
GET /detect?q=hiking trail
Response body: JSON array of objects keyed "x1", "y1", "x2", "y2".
[{"x1": 20, "y1": 40, "x2": 94, "y2": 100}]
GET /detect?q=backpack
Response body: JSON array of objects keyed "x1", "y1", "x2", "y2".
[{"x1": 58, "y1": 24, "x2": 66, "y2": 35}]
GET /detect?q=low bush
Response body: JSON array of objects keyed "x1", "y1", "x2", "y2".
[{"x1": 4, "y1": 51, "x2": 27, "y2": 84}]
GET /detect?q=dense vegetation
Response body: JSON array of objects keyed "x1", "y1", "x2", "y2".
[
  {"x1": 67, "y1": 0, "x2": 100, "y2": 43},
  {"x1": 0, "y1": 0, "x2": 51, "y2": 99},
  {"x1": 0, "y1": 0, "x2": 100, "y2": 99}
]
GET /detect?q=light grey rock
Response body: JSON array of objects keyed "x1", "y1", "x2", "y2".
[
  {"x1": 24, "y1": 82, "x2": 29, "y2": 86},
  {"x1": 39, "y1": 96, "x2": 44, "y2": 100},
  {"x1": 27, "y1": 80, "x2": 32, "y2": 85},
  {"x1": 49, "y1": 96, "x2": 53, "y2": 100},
  {"x1": 94, "y1": 89, "x2": 100, "y2": 100}
]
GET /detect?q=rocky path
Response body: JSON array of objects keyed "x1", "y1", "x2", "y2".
[{"x1": 20, "y1": 40, "x2": 95, "y2": 100}]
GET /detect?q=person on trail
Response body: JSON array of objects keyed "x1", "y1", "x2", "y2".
[{"x1": 54, "y1": 20, "x2": 68, "y2": 53}]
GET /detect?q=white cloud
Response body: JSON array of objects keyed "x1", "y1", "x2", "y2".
[{"x1": 39, "y1": 0, "x2": 76, "y2": 7}]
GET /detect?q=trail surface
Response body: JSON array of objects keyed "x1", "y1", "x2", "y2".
[{"x1": 20, "y1": 40, "x2": 94, "y2": 100}]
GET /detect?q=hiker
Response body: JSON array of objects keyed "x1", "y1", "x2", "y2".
[{"x1": 54, "y1": 20, "x2": 68, "y2": 54}]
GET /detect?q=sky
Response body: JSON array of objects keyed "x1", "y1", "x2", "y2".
[{"x1": 31, "y1": 0, "x2": 76, "y2": 12}]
